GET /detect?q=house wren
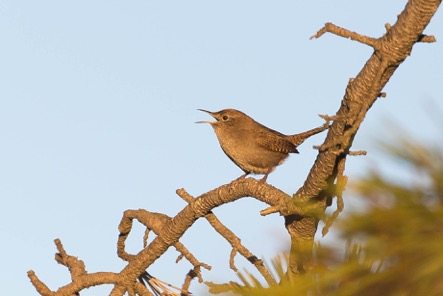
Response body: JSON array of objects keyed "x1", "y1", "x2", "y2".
[{"x1": 197, "y1": 108, "x2": 328, "y2": 181}]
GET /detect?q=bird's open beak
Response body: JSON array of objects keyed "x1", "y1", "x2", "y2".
[{"x1": 196, "y1": 109, "x2": 218, "y2": 124}]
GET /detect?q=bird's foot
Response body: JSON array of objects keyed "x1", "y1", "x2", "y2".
[
  {"x1": 259, "y1": 174, "x2": 268, "y2": 183},
  {"x1": 234, "y1": 173, "x2": 249, "y2": 182}
]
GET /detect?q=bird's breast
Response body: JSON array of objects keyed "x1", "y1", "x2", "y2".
[{"x1": 213, "y1": 127, "x2": 288, "y2": 174}]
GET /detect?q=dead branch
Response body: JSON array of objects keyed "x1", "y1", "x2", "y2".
[
  {"x1": 108, "y1": 178, "x2": 294, "y2": 295},
  {"x1": 286, "y1": 0, "x2": 441, "y2": 275},
  {"x1": 311, "y1": 22, "x2": 379, "y2": 49},
  {"x1": 30, "y1": 178, "x2": 294, "y2": 295},
  {"x1": 28, "y1": 240, "x2": 128, "y2": 295},
  {"x1": 117, "y1": 209, "x2": 211, "y2": 275},
  {"x1": 176, "y1": 188, "x2": 277, "y2": 286}
]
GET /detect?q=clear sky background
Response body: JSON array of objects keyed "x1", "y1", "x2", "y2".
[{"x1": 1, "y1": 1, "x2": 442, "y2": 295}]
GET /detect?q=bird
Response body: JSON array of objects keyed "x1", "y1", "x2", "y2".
[{"x1": 197, "y1": 108, "x2": 328, "y2": 182}]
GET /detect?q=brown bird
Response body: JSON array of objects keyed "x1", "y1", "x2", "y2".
[{"x1": 197, "y1": 108, "x2": 328, "y2": 181}]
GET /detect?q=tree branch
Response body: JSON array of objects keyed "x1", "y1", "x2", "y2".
[
  {"x1": 176, "y1": 188, "x2": 277, "y2": 286},
  {"x1": 311, "y1": 22, "x2": 379, "y2": 49},
  {"x1": 30, "y1": 178, "x2": 295, "y2": 295},
  {"x1": 286, "y1": 0, "x2": 441, "y2": 274}
]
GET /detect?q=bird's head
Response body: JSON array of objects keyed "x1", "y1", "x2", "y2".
[{"x1": 196, "y1": 108, "x2": 250, "y2": 128}]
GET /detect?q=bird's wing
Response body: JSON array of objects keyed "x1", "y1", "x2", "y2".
[{"x1": 256, "y1": 129, "x2": 299, "y2": 154}]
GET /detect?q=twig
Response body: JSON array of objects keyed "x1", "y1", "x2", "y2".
[
  {"x1": 259, "y1": 206, "x2": 280, "y2": 216},
  {"x1": 311, "y1": 22, "x2": 379, "y2": 49},
  {"x1": 229, "y1": 249, "x2": 239, "y2": 272},
  {"x1": 417, "y1": 34, "x2": 436, "y2": 43},
  {"x1": 54, "y1": 239, "x2": 86, "y2": 279},
  {"x1": 27, "y1": 271, "x2": 53, "y2": 296},
  {"x1": 348, "y1": 150, "x2": 367, "y2": 156}
]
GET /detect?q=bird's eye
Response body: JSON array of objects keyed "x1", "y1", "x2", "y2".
[{"x1": 222, "y1": 115, "x2": 229, "y2": 121}]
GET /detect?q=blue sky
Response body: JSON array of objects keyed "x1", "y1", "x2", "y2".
[{"x1": 1, "y1": 1, "x2": 442, "y2": 295}]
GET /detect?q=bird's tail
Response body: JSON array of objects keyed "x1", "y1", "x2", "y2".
[{"x1": 288, "y1": 123, "x2": 330, "y2": 147}]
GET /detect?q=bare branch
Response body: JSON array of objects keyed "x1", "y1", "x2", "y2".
[
  {"x1": 176, "y1": 187, "x2": 278, "y2": 286},
  {"x1": 29, "y1": 239, "x2": 124, "y2": 296},
  {"x1": 260, "y1": 206, "x2": 280, "y2": 216},
  {"x1": 348, "y1": 150, "x2": 367, "y2": 156},
  {"x1": 318, "y1": 114, "x2": 345, "y2": 122},
  {"x1": 417, "y1": 33, "x2": 436, "y2": 43},
  {"x1": 229, "y1": 249, "x2": 239, "y2": 272},
  {"x1": 54, "y1": 239, "x2": 86, "y2": 279},
  {"x1": 117, "y1": 209, "x2": 211, "y2": 273},
  {"x1": 287, "y1": 0, "x2": 442, "y2": 274},
  {"x1": 181, "y1": 267, "x2": 201, "y2": 295},
  {"x1": 27, "y1": 271, "x2": 53, "y2": 296},
  {"x1": 311, "y1": 22, "x2": 379, "y2": 49}
]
